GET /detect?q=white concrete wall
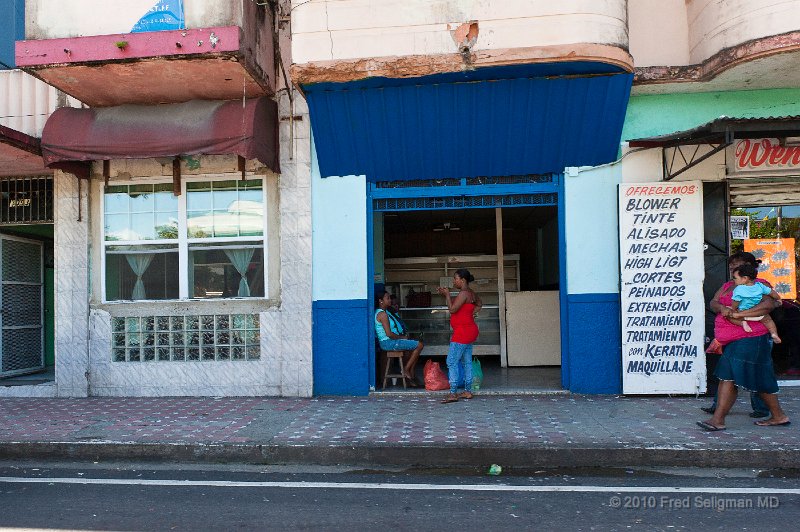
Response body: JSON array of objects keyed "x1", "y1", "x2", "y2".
[
  {"x1": 310, "y1": 138, "x2": 367, "y2": 302},
  {"x1": 687, "y1": 0, "x2": 800, "y2": 64},
  {"x1": 564, "y1": 164, "x2": 622, "y2": 295},
  {"x1": 0, "y1": 69, "x2": 80, "y2": 137},
  {"x1": 620, "y1": 145, "x2": 726, "y2": 184},
  {"x1": 629, "y1": 0, "x2": 800, "y2": 68},
  {"x1": 54, "y1": 170, "x2": 91, "y2": 397},
  {"x1": 25, "y1": 0, "x2": 243, "y2": 39},
  {"x1": 274, "y1": 90, "x2": 313, "y2": 396},
  {"x1": 291, "y1": 0, "x2": 628, "y2": 65},
  {"x1": 564, "y1": 144, "x2": 727, "y2": 297},
  {"x1": 628, "y1": 0, "x2": 690, "y2": 67}
]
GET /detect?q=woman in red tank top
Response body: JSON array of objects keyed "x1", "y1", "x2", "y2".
[{"x1": 437, "y1": 268, "x2": 482, "y2": 404}]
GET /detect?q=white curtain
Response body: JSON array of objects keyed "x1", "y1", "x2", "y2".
[
  {"x1": 125, "y1": 253, "x2": 155, "y2": 300},
  {"x1": 224, "y1": 248, "x2": 255, "y2": 297}
]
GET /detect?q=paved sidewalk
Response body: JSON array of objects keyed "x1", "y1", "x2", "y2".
[{"x1": 1, "y1": 391, "x2": 798, "y2": 469}]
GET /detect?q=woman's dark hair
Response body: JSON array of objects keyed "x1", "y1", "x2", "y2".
[
  {"x1": 375, "y1": 290, "x2": 387, "y2": 308},
  {"x1": 733, "y1": 263, "x2": 758, "y2": 280},
  {"x1": 729, "y1": 251, "x2": 762, "y2": 268},
  {"x1": 454, "y1": 268, "x2": 475, "y2": 283}
]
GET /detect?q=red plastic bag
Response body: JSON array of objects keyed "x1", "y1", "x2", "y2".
[
  {"x1": 705, "y1": 338, "x2": 723, "y2": 354},
  {"x1": 424, "y1": 359, "x2": 450, "y2": 391}
]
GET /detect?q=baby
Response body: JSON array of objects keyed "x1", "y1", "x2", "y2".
[{"x1": 729, "y1": 263, "x2": 782, "y2": 343}]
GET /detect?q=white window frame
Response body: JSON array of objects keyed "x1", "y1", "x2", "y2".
[{"x1": 100, "y1": 175, "x2": 268, "y2": 303}]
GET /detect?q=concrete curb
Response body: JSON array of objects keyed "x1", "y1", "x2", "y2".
[{"x1": 2, "y1": 442, "x2": 799, "y2": 469}]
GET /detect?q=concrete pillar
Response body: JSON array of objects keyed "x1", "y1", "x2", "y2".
[
  {"x1": 53, "y1": 170, "x2": 90, "y2": 397},
  {"x1": 274, "y1": 88, "x2": 313, "y2": 397}
]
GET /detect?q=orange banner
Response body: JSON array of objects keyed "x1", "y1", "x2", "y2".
[{"x1": 744, "y1": 238, "x2": 796, "y2": 300}]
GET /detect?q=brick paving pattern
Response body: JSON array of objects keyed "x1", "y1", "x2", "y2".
[{"x1": 1, "y1": 391, "x2": 797, "y2": 451}]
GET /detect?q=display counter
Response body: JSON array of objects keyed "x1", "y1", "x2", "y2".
[
  {"x1": 384, "y1": 254, "x2": 519, "y2": 358},
  {"x1": 399, "y1": 305, "x2": 500, "y2": 357}
]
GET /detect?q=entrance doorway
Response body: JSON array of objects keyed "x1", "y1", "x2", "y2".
[
  {"x1": 0, "y1": 176, "x2": 56, "y2": 387},
  {"x1": 0, "y1": 226, "x2": 54, "y2": 385},
  {"x1": 373, "y1": 205, "x2": 562, "y2": 392},
  {"x1": 0, "y1": 234, "x2": 45, "y2": 378},
  {"x1": 729, "y1": 201, "x2": 800, "y2": 380}
]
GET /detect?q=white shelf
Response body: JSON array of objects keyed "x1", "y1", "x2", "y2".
[{"x1": 384, "y1": 254, "x2": 519, "y2": 358}]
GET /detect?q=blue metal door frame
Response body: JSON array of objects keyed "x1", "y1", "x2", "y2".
[{"x1": 366, "y1": 175, "x2": 567, "y2": 390}]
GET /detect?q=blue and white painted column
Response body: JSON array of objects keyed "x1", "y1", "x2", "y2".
[
  {"x1": 310, "y1": 137, "x2": 371, "y2": 395},
  {"x1": 564, "y1": 164, "x2": 623, "y2": 393}
]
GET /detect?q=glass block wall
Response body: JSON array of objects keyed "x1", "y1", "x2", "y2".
[{"x1": 111, "y1": 314, "x2": 260, "y2": 362}]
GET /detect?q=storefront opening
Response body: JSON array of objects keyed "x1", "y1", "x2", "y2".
[
  {"x1": 730, "y1": 204, "x2": 800, "y2": 378},
  {"x1": 374, "y1": 205, "x2": 562, "y2": 392}
]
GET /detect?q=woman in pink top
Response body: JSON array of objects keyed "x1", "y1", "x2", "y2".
[{"x1": 698, "y1": 252, "x2": 790, "y2": 431}]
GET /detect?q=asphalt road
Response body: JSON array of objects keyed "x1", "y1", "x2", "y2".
[{"x1": 0, "y1": 461, "x2": 798, "y2": 531}]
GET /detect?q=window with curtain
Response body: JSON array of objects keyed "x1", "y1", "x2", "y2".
[{"x1": 103, "y1": 179, "x2": 266, "y2": 301}]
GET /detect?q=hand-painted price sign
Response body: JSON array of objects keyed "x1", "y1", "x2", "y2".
[{"x1": 619, "y1": 182, "x2": 707, "y2": 395}]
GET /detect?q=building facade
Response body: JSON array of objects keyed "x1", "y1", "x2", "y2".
[
  {"x1": 297, "y1": 0, "x2": 800, "y2": 395},
  {"x1": 4, "y1": 0, "x2": 313, "y2": 397},
  {"x1": 4, "y1": 1, "x2": 800, "y2": 397},
  {"x1": 0, "y1": 0, "x2": 83, "y2": 393},
  {"x1": 570, "y1": 0, "x2": 800, "y2": 393},
  {"x1": 293, "y1": 0, "x2": 634, "y2": 394}
]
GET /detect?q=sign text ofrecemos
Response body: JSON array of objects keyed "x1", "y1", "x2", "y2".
[{"x1": 619, "y1": 182, "x2": 706, "y2": 394}]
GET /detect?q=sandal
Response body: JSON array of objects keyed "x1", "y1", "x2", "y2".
[
  {"x1": 441, "y1": 394, "x2": 459, "y2": 404},
  {"x1": 754, "y1": 418, "x2": 791, "y2": 427},
  {"x1": 457, "y1": 391, "x2": 473, "y2": 400}
]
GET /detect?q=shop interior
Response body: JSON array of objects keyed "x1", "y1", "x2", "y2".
[
  {"x1": 730, "y1": 204, "x2": 800, "y2": 379},
  {"x1": 373, "y1": 205, "x2": 563, "y2": 393}
]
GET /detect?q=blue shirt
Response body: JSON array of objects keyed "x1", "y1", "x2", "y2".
[
  {"x1": 374, "y1": 309, "x2": 407, "y2": 342},
  {"x1": 732, "y1": 283, "x2": 772, "y2": 311},
  {"x1": 374, "y1": 309, "x2": 390, "y2": 342}
]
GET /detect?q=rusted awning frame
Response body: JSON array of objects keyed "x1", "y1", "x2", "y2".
[
  {"x1": 1, "y1": 123, "x2": 89, "y2": 221},
  {"x1": 627, "y1": 116, "x2": 800, "y2": 181},
  {"x1": 659, "y1": 131, "x2": 733, "y2": 181},
  {"x1": 1, "y1": 123, "x2": 90, "y2": 178},
  {"x1": 0, "y1": 124, "x2": 42, "y2": 156}
]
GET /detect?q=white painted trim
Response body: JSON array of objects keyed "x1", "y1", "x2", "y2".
[
  {"x1": 187, "y1": 243, "x2": 263, "y2": 251},
  {"x1": 100, "y1": 174, "x2": 270, "y2": 303},
  {"x1": 261, "y1": 179, "x2": 269, "y2": 299},
  {"x1": 1, "y1": 477, "x2": 800, "y2": 495},
  {"x1": 187, "y1": 236, "x2": 266, "y2": 244},
  {"x1": 178, "y1": 178, "x2": 189, "y2": 299}
]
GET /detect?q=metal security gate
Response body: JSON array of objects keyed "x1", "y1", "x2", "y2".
[
  {"x1": 371, "y1": 174, "x2": 560, "y2": 212},
  {"x1": 0, "y1": 235, "x2": 44, "y2": 377}
]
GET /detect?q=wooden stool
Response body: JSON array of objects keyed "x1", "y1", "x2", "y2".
[{"x1": 382, "y1": 350, "x2": 411, "y2": 389}]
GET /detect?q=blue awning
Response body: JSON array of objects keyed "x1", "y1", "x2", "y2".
[{"x1": 304, "y1": 62, "x2": 633, "y2": 181}]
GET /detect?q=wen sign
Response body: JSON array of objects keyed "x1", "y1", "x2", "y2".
[
  {"x1": 619, "y1": 182, "x2": 706, "y2": 394},
  {"x1": 730, "y1": 138, "x2": 800, "y2": 176}
]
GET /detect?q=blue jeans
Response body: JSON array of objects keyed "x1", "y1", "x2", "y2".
[
  {"x1": 379, "y1": 339, "x2": 420, "y2": 351},
  {"x1": 446, "y1": 342, "x2": 473, "y2": 394}
]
